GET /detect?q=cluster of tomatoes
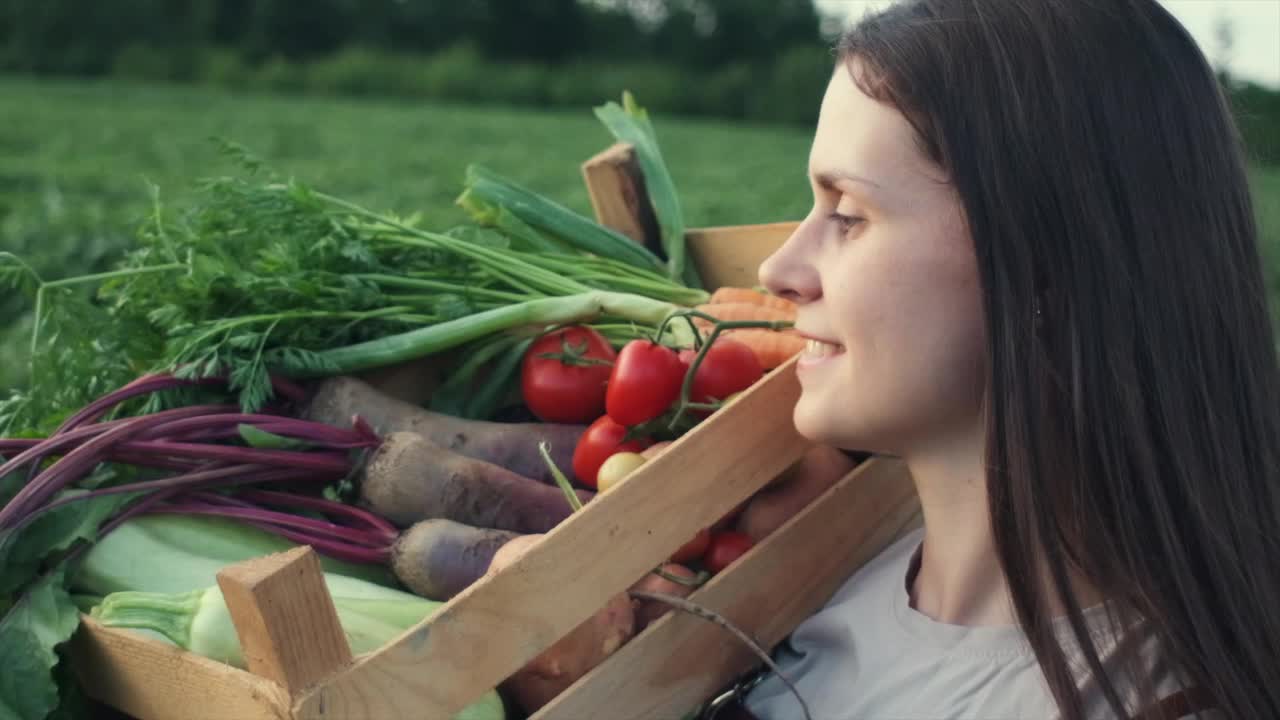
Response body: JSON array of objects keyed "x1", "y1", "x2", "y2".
[{"x1": 520, "y1": 323, "x2": 764, "y2": 573}]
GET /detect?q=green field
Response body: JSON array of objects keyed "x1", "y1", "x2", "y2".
[{"x1": 2, "y1": 76, "x2": 1279, "y2": 393}]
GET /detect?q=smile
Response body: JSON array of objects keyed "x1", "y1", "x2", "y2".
[
  {"x1": 804, "y1": 339, "x2": 843, "y2": 358},
  {"x1": 799, "y1": 339, "x2": 844, "y2": 370}
]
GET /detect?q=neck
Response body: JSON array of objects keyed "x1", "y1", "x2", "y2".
[
  {"x1": 904, "y1": 434, "x2": 1012, "y2": 626},
  {"x1": 902, "y1": 428, "x2": 1102, "y2": 627}
]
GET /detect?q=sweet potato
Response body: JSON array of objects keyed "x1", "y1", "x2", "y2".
[
  {"x1": 735, "y1": 445, "x2": 858, "y2": 542},
  {"x1": 628, "y1": 563, "x2": 698, "y2": 631},
  {"x1": 491, "y1": 534, "x2": 637, "y2": 714},
  {"x1": 361, "y1": 432, "x2": 593, "y2": 533},
  {"x1": 304, "y1": 376, "x2": 585, "y2": 485},
  {"x1": 390, "y1": 519, "x2": 519, "y2": 600}
]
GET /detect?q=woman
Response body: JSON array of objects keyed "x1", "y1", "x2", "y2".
[{"x1": 732, "y1": 0, "x2": 1280, "y2": 718}]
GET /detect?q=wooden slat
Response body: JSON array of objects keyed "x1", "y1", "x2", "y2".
[
  {"x1": 685, "y1": 222, "x2": 801, "y2": 290},
  {"x1": 580, "y1": 142, "x2": 659, "y2": 252},
  {"x1": 293, "y1": 358, "x2": 811, "y2": 719},
  {"x1": 218, "y1": 546, "x2": 353, "y2": 696},
  {"x1": 533, "y1": 456, "x2": 922, "y2": 720},
  {"x1": 71, "y1": 618, "x2": 290, "y2": 720}
]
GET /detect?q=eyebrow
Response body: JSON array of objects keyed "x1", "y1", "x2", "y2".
[{"x1": 811, "y1": 168, "x2": 884, "y2": 191}]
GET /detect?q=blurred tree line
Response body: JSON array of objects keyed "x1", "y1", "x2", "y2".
[
  {"x1": 0, "y1": 0, "x2": 823, "y2": 71},
  {"x1": 0, "y1": 0, "x2": 839, "y2": 124},
  {"x1": 1, "y1": 0, "x2": 1277, "y2": 157}
]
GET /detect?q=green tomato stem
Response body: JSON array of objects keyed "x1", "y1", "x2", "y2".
[
  {"x1": 665, "y1": 312, "x2": 795, "y2": 430},
  {"x1": 540, "y1": 441, "x2": 583, "y2": 513}
]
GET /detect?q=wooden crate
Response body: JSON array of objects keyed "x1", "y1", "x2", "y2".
[{"x1": 68, "y1": 144, "x2": 923, "y2": 720}]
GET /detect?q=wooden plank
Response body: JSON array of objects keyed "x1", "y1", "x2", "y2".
[
  {"x1": 71, "y1": 617, "x2": 290, "y2": 720},
  {"x1": 217, "y1": 546, "x2": 353, "y2": 696},
  {"x1": 533, "y1": 456, "x2": 922, "y2": 720},
  {"x1": 580, "y1": 142, "x2": 660, "y2": 253},
  {"x1": 685, "y1": 222, "x2": 801, "y2": 290},
  {"x1": 293, "y1": 358, "x2": 811, "y2": 719}
]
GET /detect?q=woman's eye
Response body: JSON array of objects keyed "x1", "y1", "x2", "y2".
[{"x1": 827, "y1": 211, "x2": 864, "y2": 235}]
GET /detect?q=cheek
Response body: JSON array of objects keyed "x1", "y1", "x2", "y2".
[{"x1": 796, "y1": 238, "x2": 986, "y2": 450}]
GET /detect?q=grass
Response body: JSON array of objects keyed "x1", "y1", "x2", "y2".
[{"x1": 1, "y1": 75, "x2": 1278, "y2": 393}]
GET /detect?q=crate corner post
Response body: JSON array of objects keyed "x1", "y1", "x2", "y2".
[
  {"x1": 580, "y1": 141, "x2": 661, "y2": 253},
  {"x1": 216, "y1": 545, "x2": 354, "y2": 705}
]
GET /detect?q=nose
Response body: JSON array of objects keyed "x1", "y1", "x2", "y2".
[{"x1": 759, "y1": 215, "x2": 822, "y2": 304}]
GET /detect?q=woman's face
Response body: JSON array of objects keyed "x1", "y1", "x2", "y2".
[{"x1": 759, "y1": 62, "x2": 986, "y2": 455}]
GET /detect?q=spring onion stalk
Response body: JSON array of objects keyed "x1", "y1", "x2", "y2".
[
  {"x1": 455, "y1": 189, "x2": 573, "y2": 255},
  {"x1": 294, "y1": 291, "x2": 690, "y2": 376},
  {"x1": 511, "y1": 251, "x2": 709, "y2": 306},
  {"x1": 594, "y1": 92, "x2": 703, "y2": 289},
  {"x1": 458, "y1": 165, "x2": 666, "y2": 272}
]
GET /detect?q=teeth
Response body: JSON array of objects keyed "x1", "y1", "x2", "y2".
[{"x1": 805, "y1": 339, "x2": 842, "y2": 358}]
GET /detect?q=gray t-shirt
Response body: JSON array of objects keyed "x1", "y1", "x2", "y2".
[{"x1": 743, "y1": 528, "x2": 1203, "y2": 720}]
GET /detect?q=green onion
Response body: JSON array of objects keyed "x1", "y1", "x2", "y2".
[
  {"x1": 459, "y1": 164, "x2": 666, "y2": 273},
  {"x1": 594, "y1": 92, "x2": 703, "y2": 289}
]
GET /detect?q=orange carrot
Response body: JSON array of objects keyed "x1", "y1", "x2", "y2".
[
  {"x1": 708, "y1": 287, "x2": 797, "y2": 313},
  {"x1": 723, "y1": 328, "x2": 807, "y2": 369},
  {"x1": 693, "y1": 303, "x2": 796, "y2": 334}
]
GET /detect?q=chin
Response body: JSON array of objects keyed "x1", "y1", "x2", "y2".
[
  {"x1": 792, "y1": 393, "x2": 853, "y2": 447},
  {"x1": 792, "y1": 392, "x2": 895, "y2": 454}
]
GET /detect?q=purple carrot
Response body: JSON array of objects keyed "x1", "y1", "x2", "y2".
[
  {"x1": 3, "y1": 464, "x2": 312, "y2": 537},
  {"x1": 172, "y1": 492, "x2": 394, "y2": 547},
  {"x1": 146, "y1": 501, "x2": 391, "y2": 564},
  {"x1": 0, "y1": 404, "x2": 237, "y2": 528},
  {"x1": 52, "y1": 373, "x2": 224, "y2": 436},
  {"x1": 234, "y1": 488, "x2": 400, "y2": 537},
  {"x1": 97, "y1": 441, "x2": 352, "y2": 473},
  {"x1": 53, "y1": 371, "x2": 307, "y2": 437},
  {"x1": 0, "y1": 405, "x2": 237, "y2": 481}
]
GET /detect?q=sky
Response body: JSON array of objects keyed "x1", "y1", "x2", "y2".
[{"x1": 813, "y1": 0, "x2": 1280, "y2": 88}]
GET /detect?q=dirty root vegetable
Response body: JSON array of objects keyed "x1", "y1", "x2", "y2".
[
  {"x1": 736, "y1": 445, "x2": 857, "y2": 542},
  {"x1": 628, "y1": 563, "x2": 697, "y2": 631},
  {"x1": 389, "y1": 519, "x2": 519, "y2": 601},
  {"x1": 492, "y1": 535, "x2": 635, "y2": 714},
  {"x1": 304, "y1": 376, "x2": 584, "y2": 485},
  {"x1": 361, "y1": 432, "x2": 593, "y2": 534}
]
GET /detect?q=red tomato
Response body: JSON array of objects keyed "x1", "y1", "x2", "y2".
[
  {"x1": 704, "y1": 531, "x2": 756, "y2": 574},
  {"x1": 605, "y1": 340, "x2": 686, "y2": 426},
  {"x1": 680, "y1": 338, "x2": 763, "y2": 406},
  {"x1": 571, "y1": 415, "x2": 651, "y2": 489},
  {"x1": 521, "y1": 326, "x2": 617, "y2": 424},
  {"x1": 669, "y1": 528, "x2": 711, "y2": 564}
]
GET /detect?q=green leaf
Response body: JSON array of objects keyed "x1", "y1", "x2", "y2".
[
  {"x1": 0, "y1": 492, "x2": 135, "y2": 597},
  {"x1": 429, "y1": 334, "x2": 523, "y2": 418},
  {"x1": 444, "y1": 225, "x2": 511, "y2": 250},
  {"x1": 465, "y1": 336, "x2": 534, "y2": 420},
  {"x1": 0, "y1": 253, "x2": 40, "y2": 297},
  {"x1": 0, "y1": 566, "x2": 81, "y2": 720},
  {"x1": 237, "y1": 424, "x2": 313, "y2": 451}
]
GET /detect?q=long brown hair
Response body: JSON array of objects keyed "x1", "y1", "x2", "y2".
[{"x1": 839, "y1": 1, "x2": 1280, "y2": 718}]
